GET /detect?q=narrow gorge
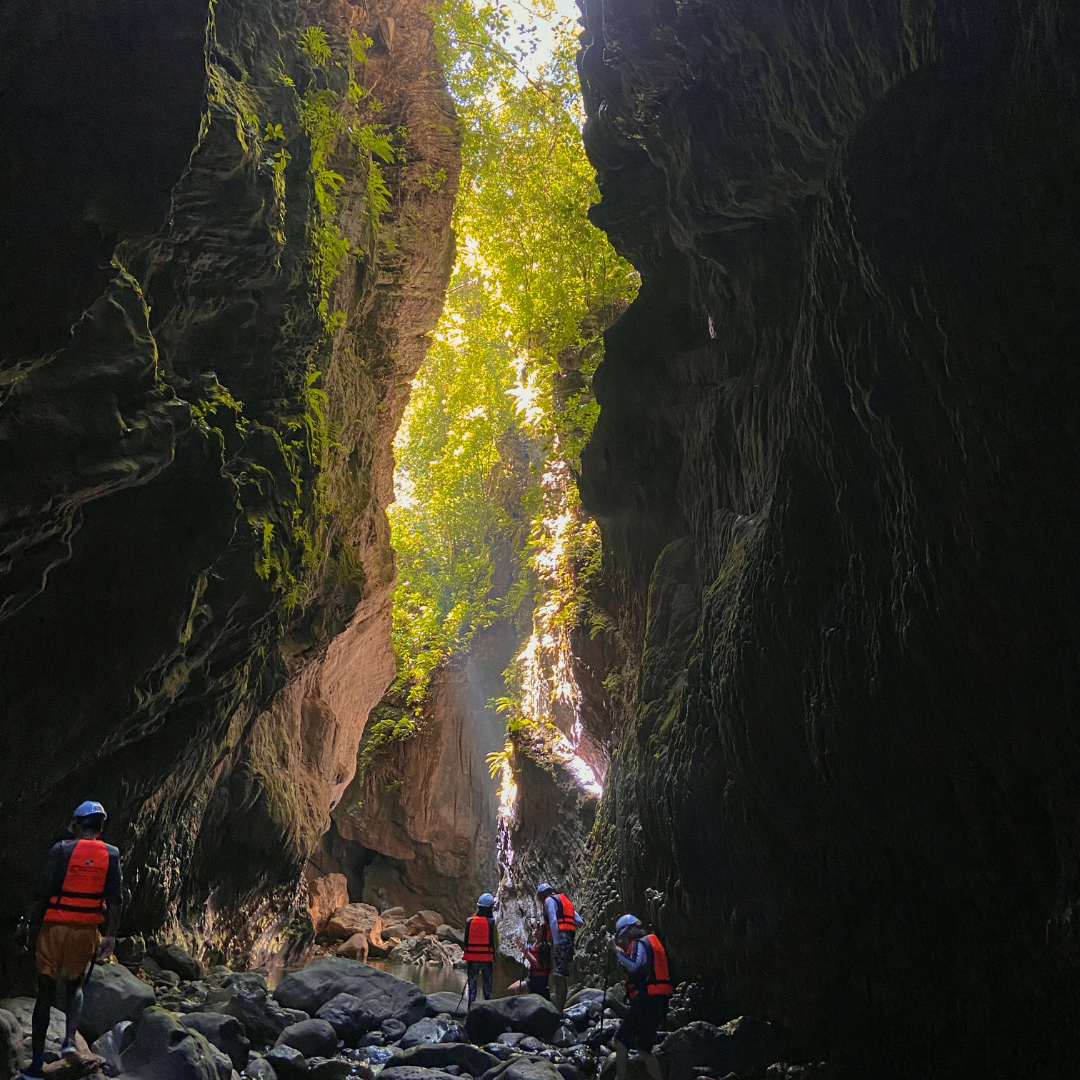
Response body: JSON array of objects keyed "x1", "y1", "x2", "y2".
[{"x1": 1, "y1": 0, "x2": 1079, "y2": 1078}]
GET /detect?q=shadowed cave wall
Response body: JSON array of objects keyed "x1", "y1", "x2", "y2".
[
  {"x1": 0, "y1": 0, "x2": 459, "y2": 966},
  {"x1": 575, "y1": 0, "x2": 1080, "y2": 1074}
]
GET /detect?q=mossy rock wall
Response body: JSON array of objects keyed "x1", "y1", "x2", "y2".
[{"x1": 0, "y1": 0, "x2": 458, "y2": 964}]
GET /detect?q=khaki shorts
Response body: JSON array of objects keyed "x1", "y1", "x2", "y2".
[{"x1": 36, "y1": 921, "x2": 99, "y2": 981}]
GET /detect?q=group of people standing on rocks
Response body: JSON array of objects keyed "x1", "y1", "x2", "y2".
[{"x1": 463, "y1": 882, "x2": 674, "y2": 1080}]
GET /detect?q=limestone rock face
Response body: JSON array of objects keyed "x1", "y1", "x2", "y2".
[
  {"x1": 309, "y1": 875, "x2": 351, "y2": 932},
  {"x1": 329, "y1": 625, "x2": 515, "y2": 923},
  {"x1": 0, "y1": 0, "x2": 459, "y2": 960},
  {"x1": 575, "y1": 0, "x2": 1080, "y2": 1071}
]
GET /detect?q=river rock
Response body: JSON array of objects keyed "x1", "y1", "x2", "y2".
[
  {"x1": 316, "y1": 993, "x2": 383, "y2": 1045},
  {"x1": 382, "y1": 1018, "x2": 407, "y2": 1041},
  {"x1": 327, "y1": 904, "x2": 380, "y2": 943},
  {"x1": 392, "y1": 1042, "x2": 501, "y2": 1075},
  {"x1": 406, "y1": 912, "x2": 443, "y2": 936},
  {"x1": 150, "y1": 944, "x2": 204, "y2": 982},
  {"x1": 80, "y1": 961, "x2": 157, "y2": 1041},
  {"x1": 91, "y1": 1020, "x2": 134, "y2": 1074},
  {"x1": 381, "y1": 1067, "x2": 459, "y2": 1080},
  {"x1": 398, "y1": 1017, "x2": 456, "y2": 1049},
  {"x1": 0, "y1": 997, "x2": 91, "y2": 1062},
  {"x1": 465, "y1": 997, "x2": 561, "y2": 1045},
  {"x1": 264, "y1": 1044, "x2": 309, "y2": 1079},
  {"x1": 275, "y1": 959, "x2": 425, "y2": 1025},
  {"x1": 0, "y1": 1008, "x2": 19, "y2": 1080},
  {"x1": 335, "y1": 933, "x2": 370, "y2": 961},
  {"x1": 307, "y1": 1059, "x2": 355, "y2": 1080},
  {"x1": 479, "y1": 1057, "x2": 565, "y2": 1080},
  {"x1": 216, "y1": 973, "x2": 294, "y2": 1046},
  {"x1": 117, "y1": 1007, "x2": 219, "y2": 1079},
  {"x1": 181, "y1": 1012, "x2": 251, "y2": 1071},
  {"x1": 243, "y1": 1058, "x2": 277, "y2": 1079},
  {"x1": 424, "y1": 994, "x2": 467, "y2": 1019},
  {"x1": 660, "y1": 1019, "x2": 776, "y2": 1080},
  {"x1": 277, "y1": 1018, "x2": 339, "y2": 1058},
  {"x1": 310, "y1": 875, "x2": 351, "y2": 932}
]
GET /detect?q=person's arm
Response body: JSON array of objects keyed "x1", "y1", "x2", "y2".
[
  {"x1": 614, "y1": 939, "x2": 648, "y2": 973},
  {"x1": 573, "y1": 910, "x2": 583, "y2": 929},
  {"x1": 97, "y1": 850, "x2": 122, "y2": 959},
  {"x1": 491, "y1": 922, "x2": 499, "y2": 958},
  {"x1": 32, "y1": 843, "x2": 66, "y2": 931},
  {"x1": 546, "y1": 897, "x2": 560, "y2": 944}
]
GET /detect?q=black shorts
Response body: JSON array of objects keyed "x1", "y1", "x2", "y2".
[
  {"x1": 614, "y1": 995, "x2": 669, "y2": 1052},
  {"x1": 526, "y1": 975, "x2": 550, "y2": 998}
]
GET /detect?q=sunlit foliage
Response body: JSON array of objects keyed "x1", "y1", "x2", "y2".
[{"x1": 387, "y1": 0, "x2": 637, "y2": 712}]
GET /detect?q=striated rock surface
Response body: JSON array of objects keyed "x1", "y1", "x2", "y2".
[
  {"x1": 0, "y1": 0, "x2": 459, "y2": 963},
  {"x1": 576, "y1": 0, "x2": 1080, "y2": 1072},
  {"x1": 327, "y1": 624, "x2": 515, "y2": 923}
]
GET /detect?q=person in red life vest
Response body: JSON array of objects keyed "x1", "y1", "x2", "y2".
[
  {"x1": 462, "y1": 892, "x2": 498, "y2": 1005},
  {"x1": 23, "y1": 801, "x2": 122, "y2": 1078},
  {"x1": 537, "y1": 882, "x2": 582, "y2": 1011},
  {"x1": 507, "y1": 920, "x2": 552, "y2": 998},
  {"x1": 608, "y1": 914, "x2": 673, "y2": 1080}
]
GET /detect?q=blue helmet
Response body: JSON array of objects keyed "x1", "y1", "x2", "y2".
[
  {"x1": 615, "y1": 914, "x2": 641, "y2": 937},
  {"x1": 478, "y1": 892, "x2": 495, "y2": 908},
  {"x1": 73, "y1": 801, "x2": 107, "y2": 821},
  {"x1": 536, "y1": 882, "x2": 553, "y2": 895}
]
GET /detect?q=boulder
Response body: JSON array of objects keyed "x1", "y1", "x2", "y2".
[
  {"x1": 0, "y1": 997, "x2": 91, "y2": 1062},
  {"x1": 218, "y1": 972, "x2": 293, "y2": 1046},
  {"x1": 381, "y1": 1018, "x2": 407, "y2": 1040},
  {"x1": 380, "y1": 1068, "x2": 459, "y2": 1080},
  {"x1": 0, "y1": 1008, "x2": 20, "y2": 1080},
  {"x1": 310, "y1": 875, "x2": 351, "y2": 932},
  {"x1": 180, "y1": 1012, "x2": 251, "y2": 1071},
  {"x1": 660, "y1": 1019, "x2": 777, "y2": 1080},
  {"x1": 275, "y1": 959, "x2": 425, "y2": 1025},
  {"x1": 436, "y1": 926, "x2": 464, "y2": 946},
  {"x1": 479, "y1": 1058, "x2": 565, "y2": 1080},
  {"x1": 150, "y1": 944, "x2": 204, "y2": 982},
  {"x1": 382, "y1": 907, "x2": 407, "y2": 921},
  {"x1": 206, "y1": 1041, "x2": 234, "y2": 1080},
  {"x1": 40, "y1": 1049, "x2": 108, "y2": 1078},
  {"x1": 115, "y1": 937, "x2": 147, "y2": 967},
  {"x1": 465, "y1": 996, "x2": 562, "y2": 1045},
  {"x1": 243, "y1": 1058, "x2": 277, "y2": 1079},
  {"x1": 399, "y1": 1017, "x2": 456, "y2": 1049},
  {"x1": 327, "y1": 904, "x2": 380, "y2": 943},
  {"x1": 565, "y1": 991, "x2": 604, "y2": 1010},
  {"x1": 264, "y1": 1044, "x2": 309, "y2": 1079},
  {"x1": 308, "y1": 1059, "x2": 354, "y2": 1079},
  {"x1": 81, "y1": 961, "x2": 157, "y2": 1041},
  {"x1": 390, "y1": 936, "x2": 462, "y2": 967},
  {"x1": 424, "y1": 993, "x2": 467, "y2": 1019},
  {"x1": 335, "y1": 933, "x2": 370, "y2": 961},
  {"x1": 315, "y1": 993, "x2": 381, "y2": 1045},
  {"x1": 406, "y1": 912, "x2": 443, "y2": 936},
  {"x1": 391, "y1": 1042, "x2": 501, "y2": 1075},
  {"x1": 117, "y1": 1007, "x2": 220, "y2": 1080},
  {"x1": 91, "y1": 1020, "x2": 134, "y2": 1075},
  {"x1": 276, "y1": 1019, "x2": 339, "y2": 1058}
]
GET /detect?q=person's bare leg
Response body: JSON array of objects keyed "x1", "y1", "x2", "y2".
[
  {"x1": 615, "y1": 1042, "x2": 629, "y2": 1080},
  {"x1": 553, "y1": 974, "x2": 568, "y2": 1012}
]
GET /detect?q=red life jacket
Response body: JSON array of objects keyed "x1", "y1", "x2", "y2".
[
  {"x1": 626, "y1": 934, "x2": 674, "y2": 999},
  {"x1": 528, "y1": 941, "x2": 552, "y2": 976},
  {"x1": 462, "y1": 915, "x2": 495, "y2": 962},
  {"x1": 553, "y1": 894, "x2": 577, "y2": 932},
  {"x1": 44, "y1": 839, "x2": 109, "y2": 925}
]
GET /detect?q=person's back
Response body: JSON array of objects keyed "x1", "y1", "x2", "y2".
[
  {"x1": 25, "y1": 801, "x2": 121, "y2": 1077},
  {"x1": 463, "y1": 893, "x2": 497, "y2": 1004}
]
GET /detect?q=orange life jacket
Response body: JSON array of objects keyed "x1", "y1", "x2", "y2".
[
  {"x1": 553, "y1": 893, "x2": 577, "y2": 933},
  {"x1": 44, "y1": 839, "x2": 109, "y2": 925},
  {"x1": 627, "y1": 933, "x2": 674, "y2": 999},
  {"x1": 462, "y1": 915, "x2": 495, "y2": 962}
]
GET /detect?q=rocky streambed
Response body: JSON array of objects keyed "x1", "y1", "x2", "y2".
[{"x1": 0, "y1": 944, "x2": 825, "y2": 1080}]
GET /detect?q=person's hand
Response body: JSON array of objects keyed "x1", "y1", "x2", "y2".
[
  {"x1": 606, "y1": 935, "x2": 619, "y2": 953},
  {"x1": 95, "y1": 935, "x2": 116, "y2": 962}
]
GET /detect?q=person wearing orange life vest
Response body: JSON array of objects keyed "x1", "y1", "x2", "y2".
[
  {"x1": 462, "y1": 893, "x2": 499, "y2": 1004},
  {"x1": 537, "y1": 882, "x2": 582, "y2": 1011},
  {"x1": 608, "y1": 914, "x2": 673, "y2": 1080},
  {"x1": 23, "y1": 802, "x2": 122, "y2": 1078},
  {"x1": 507, "y1": 919, "x2": 553, "y2": 998}
]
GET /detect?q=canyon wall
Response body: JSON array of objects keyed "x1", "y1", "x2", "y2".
[
  {"x1": 0, "y1": 0, "x2": 458, "y2": 966},
  {"x1": 576, "y1": 0, "x2": 1080, "y2": 1073}
]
